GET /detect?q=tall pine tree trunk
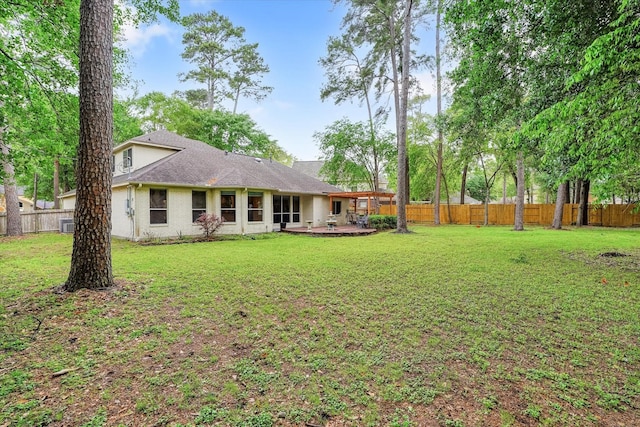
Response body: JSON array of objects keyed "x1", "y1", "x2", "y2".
[
  {"x1": 1, "y1": 134, "x2": 23, "y2": 237},
  {"x1": 392, "y1": 0, "x2": 413, "y2": 233},
  {"x1": 484, "y1": 188, "x2": 490, "y2": 226},
  {"x1": 563, "y1": 181, "x2": 571, "y2": 205},
  {"x1": 552, "y1": 181, "x2": 567, "y2": 230},
  {"x1": 460, "y1": 164, "x2": 468, "y2": 204},
  {"x1": 53, "y1": 157, "x2": 60, "y2": 209},
  {"x1": 582, "y1": 180, "x2": 590, "y2": 224},
  {"x1": 65, "y1": 0, "x2": 114, "y2": 291},
  {"x1": 433, "y1": 0, "x2": 443, "y2": 225},
  {"x1": 574, "y1": 178, "x2": 583, "y2": 206},
  {"x1": 514, "y1": 151, "x2": 525, "y2": 231},
  {"x1": 577, "y1": 179, "x2": 590, "y2": 226}
]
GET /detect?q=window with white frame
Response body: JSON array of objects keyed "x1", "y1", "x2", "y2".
[
  {"x1": 248, "y1": 192, "x2": 263, "y2": 222},
  {"x1": 221, "y1": 191, "x2": 236, "y2": 222},
  {"x1": 192, "y1": 191, "x2": 206, "y2": 222},
  {"x1": 150, "y1": 189, "x2": 167, "y2": 224},
  {"x1": 123, "y1": 147, "x2": 133, "y2": 169}
]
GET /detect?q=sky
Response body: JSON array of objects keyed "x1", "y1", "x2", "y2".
[{"x1": 120, "y1": 0, "x2": 437, "y2": 160}]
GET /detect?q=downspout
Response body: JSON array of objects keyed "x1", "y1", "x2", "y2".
[
  {"x1": 127, "y1": 185, "x2": 134, "y2": 240},
  {"x1": 242, "y1": 188, "x2": 247, "y2": 235}
]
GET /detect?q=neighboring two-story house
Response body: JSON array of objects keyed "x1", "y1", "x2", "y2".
[{"x1": 61, "y1": 130, "x2": 346, "y2": 240}]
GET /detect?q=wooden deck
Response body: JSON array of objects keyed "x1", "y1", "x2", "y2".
[{"x1": 282, "y1": 225, "x2": 377, "y2": 237}]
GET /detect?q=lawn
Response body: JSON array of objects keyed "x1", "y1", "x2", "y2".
[{"x1": 1, "y1": 226, "x2": 639, "y2": 427}]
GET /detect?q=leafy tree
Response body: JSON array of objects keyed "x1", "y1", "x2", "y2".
[
  {"x1": 522, "y1": 0, "x2": 639, "y2": 203},
  {"x1": 319, "y1": 32, "x2": 391, "y2": 190},
  {"x1": 332, "y1": 0, "x2": 431, "y2": 232},
  {"x1": 202, "y1": 110, "x2": 278, "y2": 157},
  {"x1": 180, "y1": 11, "x2": 271, "y2": 111},
  {"x1": 228, "y1": 43, "x2": 272, "y2": 114},
  {"x1": 405, "y1": 94, "x2": 460, "y2": 205},
  {"x1": 174, "y1": 88, "x2": 209, "y2": 109},
  {"x1": 406, "y1": 94, "x2": 435, "y2": 201},
  {"x1": 131, "y1": 91, "x2": 288, "y2": 159},
  {"x1": 114, "y1": 99, "x2": 143, "y2": 145},
  {"x1": 314, "y1": 118, "x2": 396, "y2": 193},
  {"x1": 446, "y1": 0, "x2": 621, "y2": 228},
  {"x1": 1, "y1": 0, "x2": 80, "y2": 235}
]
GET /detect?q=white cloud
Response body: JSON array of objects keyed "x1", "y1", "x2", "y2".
[
  {"x1": 274, "y1": 100, "x2": 295, "y2": 110},
  {"x1": 415, "y1": 71, "x2": 437, "y2": 96},
  {"x1": 247, "y1": 106, "x2": 266, "y2": 116},
  {"x1": 119, "y1": 23, "x2": 174, "y2": 57}
]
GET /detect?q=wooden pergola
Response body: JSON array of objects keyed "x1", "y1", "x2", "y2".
[{"x1": 328, "y1": 191, "x2": 395, "y2": 215}]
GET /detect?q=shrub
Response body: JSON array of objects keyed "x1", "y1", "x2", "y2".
[
  {"x1": 195, "y1": 213, "x2": 224, "y2": 239},
  {"x1": 368, "y1": 215, "x2": 397, "y2": 230}
]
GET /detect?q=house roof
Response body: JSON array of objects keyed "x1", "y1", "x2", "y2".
[
  {"x1": 291, "y1": 160, "x2": 327, "y2": 181},
  {"x1": 113, "y1": 130, "x2": 341, "y2": 195},
  {"x1": 0, "y1": 185, "x2": 26, "y2": 196},
  {"x1": 448, "y1": 195, "x2": 482, "y2": 205}
]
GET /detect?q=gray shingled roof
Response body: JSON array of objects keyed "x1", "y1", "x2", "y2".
[
  {"x1": 113, "y1": 130, "x2": 341, "y2": 195},
  {"x1": 291, "y1": 160, "x2": 327, "y2": 181}
]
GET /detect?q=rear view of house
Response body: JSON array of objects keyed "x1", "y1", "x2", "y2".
[{"x1": 61, "y1": 130, "x2": 344, "y2": 240}]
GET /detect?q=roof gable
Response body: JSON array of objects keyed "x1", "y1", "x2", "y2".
[{"x1": 114, "y1": 131, "x2": 340, "y2": 194}]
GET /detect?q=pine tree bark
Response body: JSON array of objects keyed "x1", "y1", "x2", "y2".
[
  {"x1": 433, "y1": 0, "x2": 443, "y2": 225},
  {"x1": 577, "y1": 179, "x2": 590, "y2": 226},
  {"x1": 563, "y1": 181, "x2": 571, "y2": 205},
  {"x1": 574, "y1": 178, "x2": 583, "y2": 206},
  {"x1": 552, "y1": 181, "x2": 567, "y2": 230},
  {"x1": 65, "y1": 0, "x2": 114, "y2": 291},
  {"x1": 460, "y1": 164, "x2": 468, "y2": 204},
  {"x1": 514, "y1": 151, "x2": 525, "y2": 231},
  {"x1": 53, "y1": 158, "x2": 60, "y2": 209},
  {"x1": 1, "y1": 135, "x2": 23, "y2": 237},
  {"x1": 392, "y1": 0, "x2": 413, "y2": 233}
]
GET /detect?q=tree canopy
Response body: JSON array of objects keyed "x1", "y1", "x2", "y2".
[
  {"x1": 131, "y1": 91, "x2": 292, "y2": 162},
  {"x1": 314, "y1": 118, "x2": 396, "y2": 191},
  {"x1": 180, "y1": 10, "x2": 272, "y2": 112},
  {"x1": 445, "y1": 0, "x2": 636, "y2": 207}
]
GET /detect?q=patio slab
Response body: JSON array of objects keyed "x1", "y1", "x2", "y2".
[{"x1": 281, "y1": 225, "x2": 377, "y2": 237}]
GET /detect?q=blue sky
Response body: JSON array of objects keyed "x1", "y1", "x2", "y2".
[{"x1": 120, "y1": 0, "x2": 437, "y2": 160}]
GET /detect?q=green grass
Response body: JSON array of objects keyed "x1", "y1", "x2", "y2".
[{"x1": 1, "y1": 226, "x2": 639, "y2": 426}]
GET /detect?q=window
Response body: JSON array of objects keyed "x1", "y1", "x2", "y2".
[
  {"x1": 123, "y1": 147, "x2": 133, "y2": 169},
  {"x1": 332, "y1": 200, "x2": 342, "y2": 215},
  {"x1": 292, "y1": 196, "x2": 300, "y2": 222},
  {"x1": 192, "y1": 191, "x2": 206, "y2": 222},
  {"x1": 273, "y1": 195, "x2": 281, "y2": 224},
  {"x1": 221, "y1": 191, "x2": 236, "y2": 222},
  {"x1": 282, "y1": 196, "x2": 290, "y2": 223},
  {"x1": 248, "y1": 192, "x2": 263, "y2": 222},
  {"x1": 273, "y1": 195, "x2": 300, "y2": 223},
  {"x1": 150, "y1": 189, "x2": 167, "y2": 224}
]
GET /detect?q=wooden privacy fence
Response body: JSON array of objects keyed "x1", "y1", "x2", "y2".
[
  {"x1": 0, "y1": 209, "x2": 75, "y2": 236},
  {"x1": 379, "y1": 204, "x2": 640, "y2": 227}
]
